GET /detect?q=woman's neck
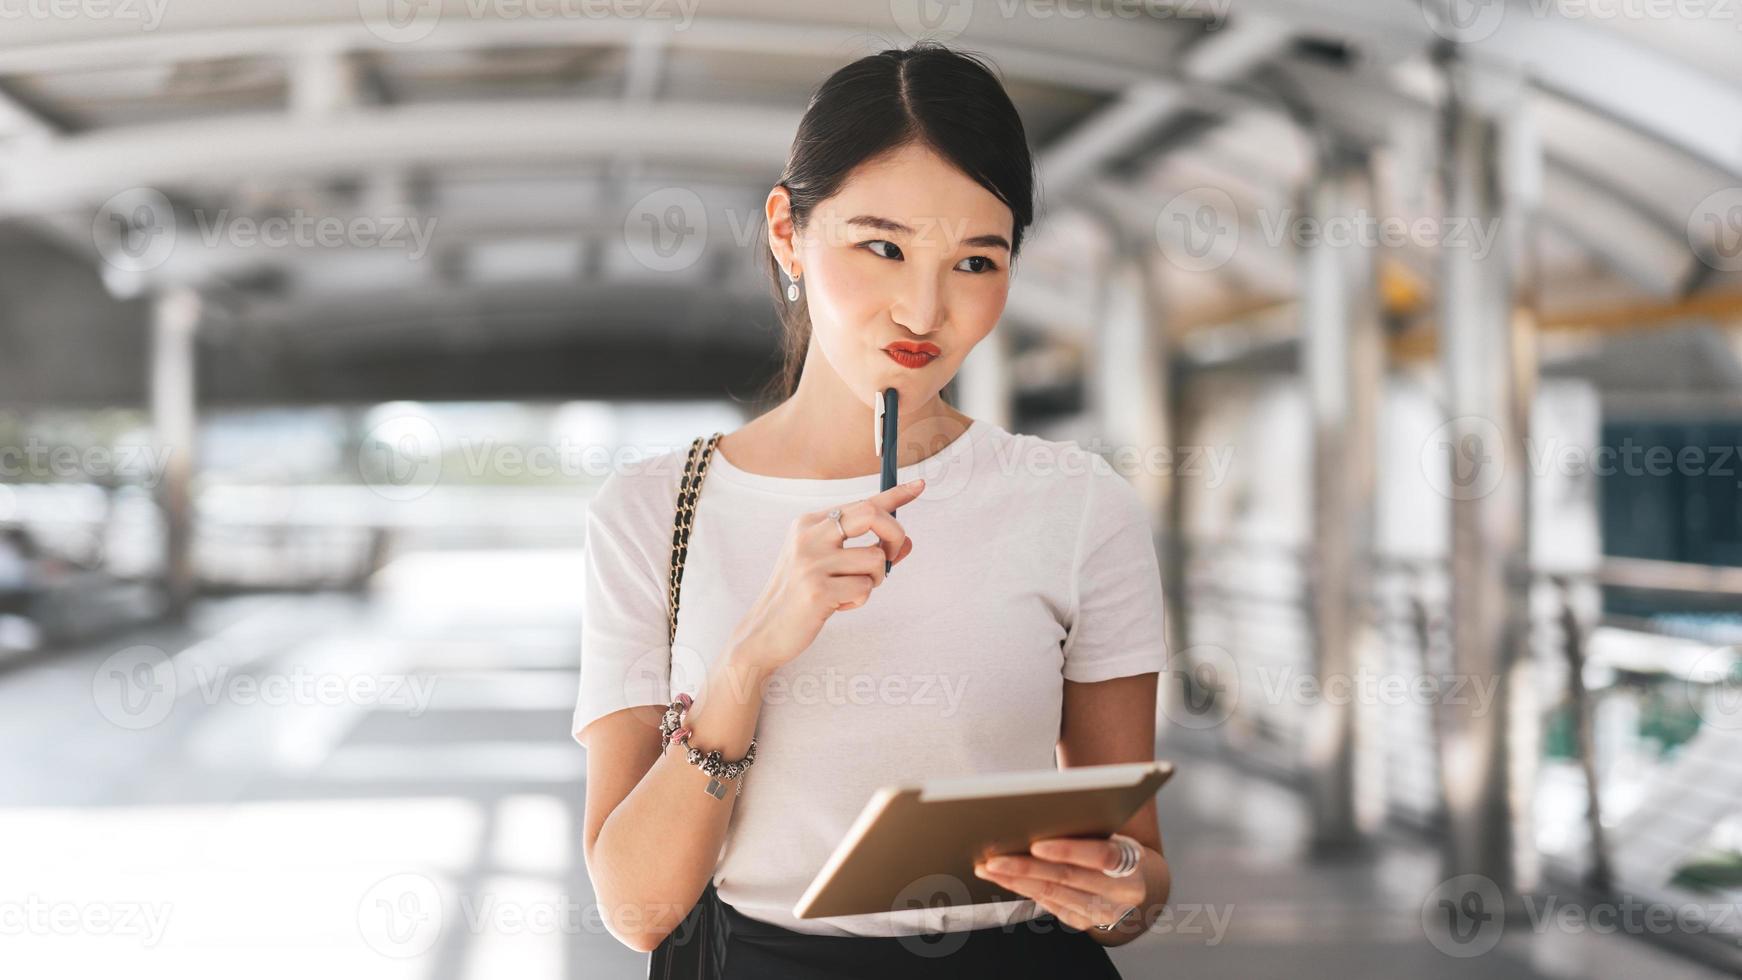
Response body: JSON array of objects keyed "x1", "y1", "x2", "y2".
[{"x1": 724, "y1": 360, "x2": 973, "y2": 481}]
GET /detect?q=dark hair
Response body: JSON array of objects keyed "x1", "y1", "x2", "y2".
[{"x1": 761, "y1": 41, "x2": 1036, "y2": 403}]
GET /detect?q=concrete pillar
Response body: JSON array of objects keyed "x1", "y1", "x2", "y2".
[
  {"x1": 1301, "y1": 145, "x2": 1384, "y2": 848},
  {"x1": 1093, "y1": 247, "x2": 1171, "y2": 519},
  {"x1": 1435, "y1": 55, "x2": 1540, "y2": 896},
  {"x1": 151, "y1": 286, "x2": 201, "y2": 619}
]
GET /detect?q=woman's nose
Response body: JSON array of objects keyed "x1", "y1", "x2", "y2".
[{"x1": 890, "y1": 270, "x2": 945, "y2": 335}]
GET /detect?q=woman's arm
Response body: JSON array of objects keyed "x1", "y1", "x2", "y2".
[
  {"x1": 975, "y1": 671, "x2": 1171, "y2": 947},
  {"x1": 579, "y1": 645, "x2": 772, "y2": 953}
]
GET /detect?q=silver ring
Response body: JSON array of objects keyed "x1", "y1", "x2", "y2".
[
  {"x1": 1103, "y1": 834, "x2": 1141, "y2": 878},
  {"x1": 827, "y1": 508, "x2": 847, "y2": 541}
]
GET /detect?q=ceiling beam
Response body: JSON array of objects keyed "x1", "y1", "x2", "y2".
[
  {"x1": 1039, "y1": 16, "x2": 1293, "y2": 190},
  {"x1": 0, "y1": 100, "x2": 797, "y2": 217}
]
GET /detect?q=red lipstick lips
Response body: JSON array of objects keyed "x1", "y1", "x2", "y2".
[{"x1": 883, "y1": 341, "x2": 939, "y2": 369}]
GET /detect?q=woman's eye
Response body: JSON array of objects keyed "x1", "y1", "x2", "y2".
[{"x1": 860, "y1": 240, "x2": 997, "y2": 274}]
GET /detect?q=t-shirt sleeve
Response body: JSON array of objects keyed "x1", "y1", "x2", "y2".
[
  {"x1": 1060, "y1": 457, "x2": 1168, "y2": 683},
  {"x1": 572, "y1": 472, "x2": 673, "y2": 747}
]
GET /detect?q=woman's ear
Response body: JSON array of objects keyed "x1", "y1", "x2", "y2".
[{"x1": 766, "y1": 184, "x2": 799, "y2": 278}]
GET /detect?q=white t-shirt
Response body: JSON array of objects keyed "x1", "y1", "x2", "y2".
[{"x1": 571, "y1": 417, "x2": 1167, "y2": 937}]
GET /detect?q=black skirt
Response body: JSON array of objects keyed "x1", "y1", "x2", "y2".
[{"x1": 694, "y1": 882, "x2": 1125, "y2": 980}]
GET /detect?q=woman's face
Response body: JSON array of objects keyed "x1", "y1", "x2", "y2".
[{"x1": 771, "y1": 143, "x2": 1015, "y2": 417}]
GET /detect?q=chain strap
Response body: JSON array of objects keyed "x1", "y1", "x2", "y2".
[{"x1": 667, "y1": 431, "x2": 723, "y2": 650}]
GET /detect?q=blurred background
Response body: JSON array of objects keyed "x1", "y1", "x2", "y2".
[{"x1": 2, "y1": 1, "x2": 1741, "y2": 977}]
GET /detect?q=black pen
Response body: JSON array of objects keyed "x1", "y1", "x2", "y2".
[{"x1": 876, "y1": 387, "x2": 899, "y2": 574}]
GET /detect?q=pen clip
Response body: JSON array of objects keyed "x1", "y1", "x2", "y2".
[{"x1": 874, "y1": 390, "x2": 885, "y2": 457}]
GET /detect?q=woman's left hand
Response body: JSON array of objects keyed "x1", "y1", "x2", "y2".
[{"x1": 972, "y1": 835, "x2": 1149, "y2": 933}]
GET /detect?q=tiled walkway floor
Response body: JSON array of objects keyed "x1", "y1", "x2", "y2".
[{"x1": 0, "y1": 550, "x2": 1732, "y2": 979}]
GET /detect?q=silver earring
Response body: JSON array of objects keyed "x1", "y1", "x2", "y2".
[{"x1": 786, "y1": 270, "x2": 801, "y2": 302}]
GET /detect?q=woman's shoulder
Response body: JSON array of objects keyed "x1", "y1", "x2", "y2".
[
  {"x1": 980, "y1": 423, "x2": 1148, "y2": 534},
  {"x1": 584, "y1": 441, "x2": 695, "y2": 535},
  {"x1": 983, "y1": 424, "x2": 1130, "y2": 496}
]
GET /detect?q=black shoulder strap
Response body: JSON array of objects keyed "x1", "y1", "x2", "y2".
[{"x1": 667, "y1": 432, "x2": 723, "y2": 649}]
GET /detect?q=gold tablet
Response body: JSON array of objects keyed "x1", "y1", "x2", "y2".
[{"x1": 792, "y1": 761, "x2": 1174, "y2": 919}]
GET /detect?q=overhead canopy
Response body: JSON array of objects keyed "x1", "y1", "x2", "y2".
[{"x1": 1, "y1": 0, "x2": 1738, "y2": 407}]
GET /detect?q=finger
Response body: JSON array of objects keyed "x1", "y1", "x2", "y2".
[
  {"x1": 863, "y1": 478, "x2": 926, "y2": 514},
  {"x1": 975, "y1": 868, "x2": 1107, "y2": 929},
  {"x1": 1029, "y1": 836, "x2": 1128, "y2": 874},
  {"x1": 839, "y1": 503, "x2": 910, "y2": 564},
  {"x1": 823, "y1": 573, "x2": 874, "y2": 610},
  {"x1": 979, "y1": 854, "x2": 1143, "y2": 904},
  {"x1": 819, "y1": 545, "x2": 887, "y2": 588}
]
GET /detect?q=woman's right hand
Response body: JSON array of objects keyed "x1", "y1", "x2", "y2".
[{"x1": 727, "y1": 477, "x2": 927, "y2": 675}]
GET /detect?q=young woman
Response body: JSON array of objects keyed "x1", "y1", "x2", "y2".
[{"x1": 573, "y1": 42, "x2": 1171, "y2": 979}]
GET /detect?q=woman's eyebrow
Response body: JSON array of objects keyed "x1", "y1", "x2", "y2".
[{"x1": 846, "y1": 214, "x2": 1011, "y2": 252}]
